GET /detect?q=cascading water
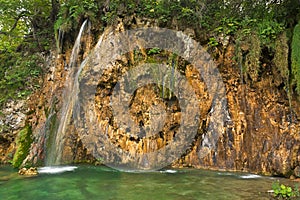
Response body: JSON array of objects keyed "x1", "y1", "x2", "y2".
[
  {"x1": 46, "y1": 20, "x2": 89, "y2": 165},
  {"x1": 56, "y1": 29, "x2": 64, "y2": 53}
]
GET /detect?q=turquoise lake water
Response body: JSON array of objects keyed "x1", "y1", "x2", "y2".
[{"x1": 0, "y1": 165, "x2": 290, "y2": 200}]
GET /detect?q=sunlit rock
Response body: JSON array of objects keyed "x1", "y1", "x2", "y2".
[{"x1": 18, "y1": 167, "x2": 38, "y2": 176}]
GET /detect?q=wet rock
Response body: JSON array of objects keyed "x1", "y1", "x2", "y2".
[
  {"x1": 290, "y1": 174, "x2": 296, "y2": 180},
  {"x1": 18, "y1": 167, "x2": 38, "y2": 176},
  {"x1": 294, "y1": 166, "x2": 300, "y2": 177}
]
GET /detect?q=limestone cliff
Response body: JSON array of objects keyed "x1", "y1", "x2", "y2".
[{"x1": 1, "y1": 16, "x2": 299, "y2": 178}]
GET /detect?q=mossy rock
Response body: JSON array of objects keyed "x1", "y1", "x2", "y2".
[
  {"x1": 12, "y1": 124, "x2": 33, "y2": 168},
  {"x1": 292, "y1": 23, "x2": 300, "y2": 94}
]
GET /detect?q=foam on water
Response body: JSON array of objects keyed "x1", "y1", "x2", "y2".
[
  {"x1": 110, "y1": 168, "x2": 178, "y2": 174},
  {"x1": 160, "y1": 170, "x2": 177, "y2": 174},
  {"x1": 38, "y1": 166, "x2": 78, "y2": 174},
  {"x1": 239, "y1": 174, "x2": 261, "y2": 179}
]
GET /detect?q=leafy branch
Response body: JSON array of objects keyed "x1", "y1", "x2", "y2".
[{"x1": 0, "y1": 11, "x2": 30, "y2": 35}]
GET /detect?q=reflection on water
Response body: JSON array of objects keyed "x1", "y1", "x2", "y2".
[{"x1": 0, "y1": 165, "x2": 291, "y2": 200}]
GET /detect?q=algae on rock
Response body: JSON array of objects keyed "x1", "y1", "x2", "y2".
[{"x1": 12, "y1": 124, "x2": 33, "y2": 168}]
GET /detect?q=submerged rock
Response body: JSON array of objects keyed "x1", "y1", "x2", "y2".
[{"x1": 18, "y1": 167, "x2": 38, "y2": 176}]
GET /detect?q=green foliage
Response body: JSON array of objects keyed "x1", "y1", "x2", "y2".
[
  {"x1": 208, "y1": 1, "x2": 288, "y2": 52},
  {"x1": 292, "y1": 23, "x2": 300, "y2": 95},
  {"x1": 212, "y1": 15, "x2": 283, "y2": 45},
  {"x1": 12, "y1": 124, "x2": 33, "y2": 168},
  {"x1": 214, "y1": 17, "x2": 240, "y2": 35},
  {"x1": 208, "y1": 37, "x2": 219, "y2": 47},
  {"x1": 100, "y1": 0, "x2": 202, "y2": 26},
  {"x1": 257, "y1": 20, "x2": 284, "y2": 44},
  {"x1": 0, "y1": 0, "x2": 30, "y2": 52},
  {"x1": 0, "y1": 52, "x2": 43, "y2": 107},
  {"x1": 0, "y1": 0, "x2": 52, "y2": 52},
  {"x1": 147, "y1": 47, "x2": 161, "y2": 55},
  {"x1": 272, "y1": 181, "x2": 300, "y2": 199},
  {"x1": 54, "y1": 0, "x2": 98, "y2": 32},
  {"x1": 0, "y1": 0, "x2": 52, "y2": 107}
]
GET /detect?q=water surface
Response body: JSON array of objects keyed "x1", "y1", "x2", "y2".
[{"x1": 0, "y1": 165, "x2": 288, "y2": 200}]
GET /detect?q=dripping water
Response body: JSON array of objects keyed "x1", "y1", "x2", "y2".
[
  {"x1": 169, "y1": 56, "x2": 176, "y2": 99},
  {"x1": 69, "y1": 20, "x2": 88, "y2": 69},
  {"x1": 73, "y1": 33, "x2": 105, "y2": 122},
  {"x1": 57, "y1": 29, "x2": 64, "y2": 53}
]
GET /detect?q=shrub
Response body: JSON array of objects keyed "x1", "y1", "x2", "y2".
[{"x1": 272, "y1": 181, "x2": 300, "y2": 199}]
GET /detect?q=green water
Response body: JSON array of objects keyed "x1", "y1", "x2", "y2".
[{"x1": 0, "y1": 165, "x2": 288, "y2": 200}]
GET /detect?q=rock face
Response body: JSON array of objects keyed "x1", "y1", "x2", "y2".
[
  {"x1": 179, "y1": 48, "x2": 300, "y2": 176},
  {"x1": 0, "y1": 100, "x2": 27, "y2": 163},
  {"x1": 295, "y1": 166, "x2": 300, "y2": 177},
  {"x1": 4, "y1": 17, "x2": 299, "y2": 177},
  {"x1": 72, "y1": 26, "x2": 299, "y2": 175}
]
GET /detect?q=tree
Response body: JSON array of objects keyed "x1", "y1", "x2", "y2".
[
  {"x1": 0, "y1": 0, "x2": 53, "y2": 52},
  {"x1": 0, "y1": 0, "x2": 53, "y2": 107}
]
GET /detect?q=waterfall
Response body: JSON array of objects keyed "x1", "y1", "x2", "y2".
[
  {"x1": 57, "y1": 29, "x2": 64, "y2": 53},
  {"x1": 46, "y1": 20, "x2": 89, "y2": 166}
]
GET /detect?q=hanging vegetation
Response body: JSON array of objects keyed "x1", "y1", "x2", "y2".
[
  {"x1": 273, "y1": 32, "x2": 289, "y2": 87},
  {"x1": 292, "y1": 23, "x2": 300, "y2": 95},
  {"x1": 245, "y1": 33, "x2": 261, "y2": 82}
]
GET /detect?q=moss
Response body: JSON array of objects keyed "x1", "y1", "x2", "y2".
[
  {"x1": 46, "y1": 112, "x2": 58, "y2": 149},
  {"x1": 274, "y1": 32, "x2": 289, "y2": 82},
  {"x1": 292, "y1": 23, "x2": 300, "y2": 95},
  {"x1": 233, "y1": 37, "x2": 244, "y2": 75},
  {"x1": 245, "y1": 32, "x2": 261, "y2": 82},
  {"x1": 12, "y1": 124, "x2": 33, "y2": 168}
]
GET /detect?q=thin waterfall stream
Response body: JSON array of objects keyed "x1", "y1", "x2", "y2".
[{"x1": 46, "y1": 20, "x2": 89, "y2": 165}]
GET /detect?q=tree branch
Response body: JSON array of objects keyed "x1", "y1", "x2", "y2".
[{"x1": 0, "y1": 11, "x2": 30, "y2": 35}]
